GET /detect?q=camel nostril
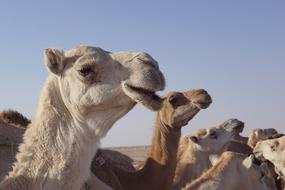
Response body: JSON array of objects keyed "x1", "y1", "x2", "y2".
[
  {"x1": 196, "y1": 89, "x2": 208, "y2": 95},
  {"x1": 137, "y1": 58, "x2": 158, "y2": 69}
]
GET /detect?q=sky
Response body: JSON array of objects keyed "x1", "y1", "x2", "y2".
[{"x1": 0, "y1": 0, "x2": 284, "y2": 147}]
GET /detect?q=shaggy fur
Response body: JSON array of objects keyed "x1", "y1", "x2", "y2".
[{"x1": 0, "y1": 45, "x2": 165, "y2": 190}]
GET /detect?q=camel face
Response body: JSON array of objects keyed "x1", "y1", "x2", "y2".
[
  {"x1": 248, "y1": 128, "x2": 278, "y2": 148},
  {"x1": 159, "y1": 89, "x2": 212, "y2": 128},
  {"x1": 189, "y1": 118, "x2": 244, "y2": 153},
  {"x1": 254, "y1": 136, "x2": 285, "y2": 180},
  {"x1": 45, "y1": 46, "x2": 165, "y2": 130}
]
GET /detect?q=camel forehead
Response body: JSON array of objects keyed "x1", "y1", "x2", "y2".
[
  {"x1": 63, "y1": 46, "x2": 116, "y2": 71},
  {"x1": 65, "y1": 46, "x2": 107, "y2": 57}
]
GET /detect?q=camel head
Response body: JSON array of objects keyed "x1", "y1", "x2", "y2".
[
  {"x1": 158, "y1": 89, "x2": 212, "y2": 129},
  {"x1": 254, "y1": 136, "x2": 285, "y2": 181},
  {"x1": 187, "y1": 118, "x2": 245, "y2": 153},
  {"x1": 248, "y1": 128, "x2": 278, "y2": 148},
  {"x1": 44, "y1": 46, "x2": 165, "y2": 135}
]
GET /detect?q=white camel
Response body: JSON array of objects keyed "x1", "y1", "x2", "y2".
[
  {"x1": 254, "y1": 135, "x2": 285, "y2": 189},
  {"x1": 0, "y1": 45, "x2": 165, "y2": 190},
  {"x1": 183, "y1": 152, "x2": 277, "y2": 190},
  {"x1": 173, "y1": 118, "x2": 245, "y2": 189}
]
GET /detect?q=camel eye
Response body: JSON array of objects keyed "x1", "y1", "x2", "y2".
[
  {"x1": 209, "y1": 131, "x2": 217, "y2": 138},
  {"x1": 79, "y1": 67, "x2": 92, "y2": 77}
]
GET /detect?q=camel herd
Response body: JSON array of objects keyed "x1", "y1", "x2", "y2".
[{"x1": 0, "y1": 46, "x2": 284, "y2": 190}]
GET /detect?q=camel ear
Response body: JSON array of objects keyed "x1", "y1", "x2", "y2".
[
  {"x1": 209, "y1": 154, "x2": 220, "y2": 166},
  {"x1": 189, "y1": 136, "x2": 199, "y2": 143},
  {"x1": 44, "y1": 48, "x2": 65, "y2": 75},
  {"x1": 242, "y1": 154, "x2": 254, "y2": 168},
  {"x1": 168, "y1": 92, "x2": 188, "y2": 107}
]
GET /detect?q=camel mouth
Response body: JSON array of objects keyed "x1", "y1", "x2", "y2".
[
  {"x1": 122, "y1": 83, "x2": 163, "y2": 111},
  {"x1": 192, "y1": 99, "x2": 212, "y2": 109}
]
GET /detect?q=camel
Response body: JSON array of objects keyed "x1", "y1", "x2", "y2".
[
  {"x1": 0, "y1": 89, "x2": 212, "y2": 190},
  {"x1": 248, "y1": 128, "x2": 278, "y2": 148},
  {"x1": 0, "y1": 45, "x2": 165, "y2": 190},
  {"x1": 182, "y1": 151, "x2": 278, "y2": 190},
  {"x1": 225, "y1": 127, "x2": 279, "y2": 156},
  {"x1": 0, "y1": 110, "x2": 30, "y2": 127},
  {"x1": 254, "y1": 135, "x2": 285, "y2": 189},
  {"x1": 172, "y1": 118, "x2": 245, "y2": 189},
  {"x1": 0, "y1": 111, "x2": 135, "y2": 184},
  {"x1": 0, "y1": 120, "x2": 26, "y2": 181},
  {"x1": 89, "y1": 89, "x2": 212, "y2": 190}
]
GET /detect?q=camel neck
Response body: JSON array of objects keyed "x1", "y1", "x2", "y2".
[
  {"x1": 135, "y1": 113, "x2": 181, "y2": 190},
  {"x1": 113, "y1": 112, "x2": 182, "y2": 190},
  {"x1": 173, "y1": 144, "x2": 212, "y2": 190},
  {"x1": 2, "y1": 77, "x2": 125, "y2": 190},
  {"x1": 148, "y1": 114, "x2": 181, "y2": 165}
]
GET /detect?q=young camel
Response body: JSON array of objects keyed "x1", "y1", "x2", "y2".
[
  {"x1": 90, "y1": 89, "x2": 212, "y2": 190},
  {"x1": 0, "y1": 45, "x2": 165, "y2": 190},
  {"x1": 182, "y1": 152, "x2": 277, "y2": 190},
  {"x1": 254, "y1": 135, "x2": 285, "y2": 189},
  {"x1": 173, "y1": 118, "x2": 245, "y2": 189}
]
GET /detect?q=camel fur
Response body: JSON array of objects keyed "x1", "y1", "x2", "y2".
[
  {"x1": 89, "y1": 89, "x2": 212, "y2": 190},
  {"x1": 173, "y1": 118, "x2": 245, "y2": 189},
  {"x1": 248, "y1": 128, "x2": 278, "y2": 148},
  {"x1": 254, "y1": 135, "x2": 285, "y2": 189},
  {"x1": 0, "y1": 45, "x2": 165, "y2": 190},
  {"x1": 182, "y1": 151, "x2": 277, "y2": 190}
]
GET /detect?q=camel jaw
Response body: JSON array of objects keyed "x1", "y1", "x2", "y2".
[
  {"x1": 122, "y1": 82, "x2": 163, "y2": 111},
  {"x1": 172, "y1": 105, "x2": 200, "y2": 127}
]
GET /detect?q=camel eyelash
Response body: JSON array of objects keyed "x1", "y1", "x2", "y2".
[{"x1": 78, "y1": 66, "x2": 93, "y2": 77}]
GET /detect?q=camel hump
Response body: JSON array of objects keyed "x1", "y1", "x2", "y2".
[{"x1": 0, "y1": 110, "x2": 30, "y2": 128}]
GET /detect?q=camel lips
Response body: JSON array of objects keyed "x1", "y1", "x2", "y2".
[
  {"x1": 125, "y1": 84, "x2": 162, "y2": 102},
  {"x1": 123, "y1": 83, "x2": 163, "y2": 111}
]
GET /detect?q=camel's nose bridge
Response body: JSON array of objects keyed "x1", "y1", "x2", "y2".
[
  {"x1": 129, "y1": 53, "x2": 165, "y2": 91},
  {"x1": 112, "y1": 51, "x2": 165, "y2": 91},
  {"x1": 136, "y1": 57, "x2": 159, "y2": 69},
  {"x1": 136, "y1": 52, "x2": 159, "y2": 69}
]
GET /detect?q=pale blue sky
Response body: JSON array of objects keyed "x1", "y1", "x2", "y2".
[{"x1": 0, "y1": 1, "x2": 284, "y2": 147}]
